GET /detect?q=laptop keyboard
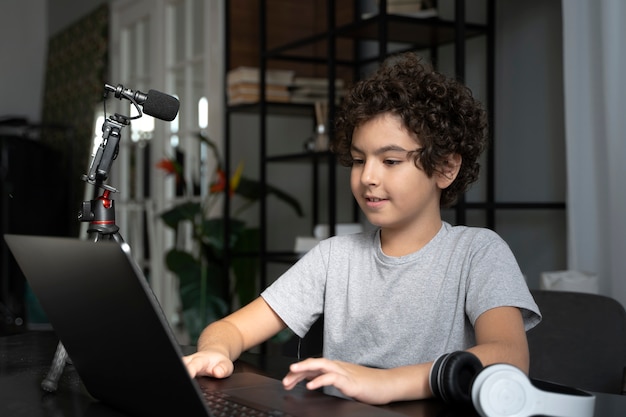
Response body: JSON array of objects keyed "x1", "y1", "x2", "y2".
[{"x1": 202, "y1": 390, "x2": 295, "y2": 417}]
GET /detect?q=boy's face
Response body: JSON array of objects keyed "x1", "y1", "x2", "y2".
[{"x1": 349, "y1": 113, "x2": 452, "y2": 234}]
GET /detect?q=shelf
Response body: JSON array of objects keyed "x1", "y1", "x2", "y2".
[
  {"x1": 265, "y1": 14, "x2": 488, "y2": 63},
  {"x1": 266, "y1": 150, "x2": 333, "y2": 163},
  {"x1": 461, "y1": 202, "x2": 566, "y2": 210},
  {"x1": 265, "y1": 251, "x2": 302, "y2": 264},
  {"x1": 230, "y1": 249, "x2": 301, "y2": 264},
  {"x1": 336, "y1": 14, "x2": 487, "y2": 47},
  {"x1": 228, "y1": 101, "x2": 315, "y2": 117}
]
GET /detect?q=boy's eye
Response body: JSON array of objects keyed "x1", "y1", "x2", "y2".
[
  {"x1": 384, "y1": 159, "x2": 402, "y2": 166},
  {"x1": 350, "y1": 157, "x2": 364, "y2": 165}
]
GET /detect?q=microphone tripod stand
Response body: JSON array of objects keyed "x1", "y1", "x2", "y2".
[
  {"x1": 40, "y1": 82, "x2": 179, "y2": 393},
  {"x1": 41, "y1": 109, "x2": 130, "y2": 393}
]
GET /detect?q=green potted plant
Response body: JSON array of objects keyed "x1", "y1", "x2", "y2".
[{"x1": 157, "y1": 133, "x2": 303, "y2": 341}]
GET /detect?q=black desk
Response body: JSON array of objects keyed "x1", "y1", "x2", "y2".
[{"x1": 1, "y1": 331, "x2": 625, "y2": 417}]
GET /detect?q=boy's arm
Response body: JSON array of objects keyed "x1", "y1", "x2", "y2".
[
  {"x1": 183, "y1": 297, "x2": 287, "y2": 378},
  {"x1": 282, "y1": 306, "x2": 529, "y2": 404},
  {"x1": 467, "y1": 305, "x2": 530, "y2": 373}
]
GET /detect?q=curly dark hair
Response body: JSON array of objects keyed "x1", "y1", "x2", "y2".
[{"x1": 332, "y1": 53, "x2": 488, "y2": 208}]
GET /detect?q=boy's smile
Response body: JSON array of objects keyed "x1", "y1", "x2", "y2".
[{"x1": 364, "y1": 195, "x2": 387, "y2": 208}]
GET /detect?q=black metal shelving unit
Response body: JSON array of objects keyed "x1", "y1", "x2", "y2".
[{"x1": 250, "y1": 0, "x2": 495, "y2": 291}]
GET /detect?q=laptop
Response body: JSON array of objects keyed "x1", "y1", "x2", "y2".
[{"x1": 4, "y1": 234, "x2": 405, "y2": 417}]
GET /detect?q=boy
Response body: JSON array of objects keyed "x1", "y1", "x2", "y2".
[{"x1": 184, "y1": 52, "x2": 541, "y2": 405}]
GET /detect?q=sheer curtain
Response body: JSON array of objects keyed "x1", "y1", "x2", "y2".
[{"x1": 562, "y1": 0, "x2": 626, "y2": 307}]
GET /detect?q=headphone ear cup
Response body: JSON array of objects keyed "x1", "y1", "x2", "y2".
[
  {"x1": 471, "y1": 364, "x2": 535, "y2": 417},
  {"x1": 430, "y1": 351, "x2": 483, "y2": 404}
]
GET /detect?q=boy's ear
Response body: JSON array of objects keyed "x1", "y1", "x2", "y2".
[{"x1": 436, "y1": 153, "x2": 462, "y2": 189}]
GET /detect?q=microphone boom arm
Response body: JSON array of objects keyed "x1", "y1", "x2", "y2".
[{"x1": 82, "y1": 113, "x2": 129, "y2": 193}]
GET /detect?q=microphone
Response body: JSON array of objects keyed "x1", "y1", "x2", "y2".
[{"x1": 104, "y1": 83, "x2": 180, "y2": 122}]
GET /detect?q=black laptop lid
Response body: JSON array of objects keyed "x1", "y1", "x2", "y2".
[{"x1": 4, "y1": 234, "x2": 210, "y2": 417}]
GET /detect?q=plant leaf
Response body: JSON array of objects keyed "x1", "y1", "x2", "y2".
[
  {"x1": 160, "y1": 201, "x2": 203, "y2": 229},
  {"x1": 235, "y1": 177, "x2": 304, "y2": 217},
  {"x1": 197, "y1": 132, "x2": 223, "y2": 170},
  {"x1": 232, "y1": 227, "x2": 260, "y2": 307},
  {"x1": 165, "y1": 249, "x2": 227, "y2": 321},
  {"x1": 199, "y1": 218, "x2": 247, "y2": 251},
  {"x1": 266, "y1": 182, "x2": 304, "y2": 217}
]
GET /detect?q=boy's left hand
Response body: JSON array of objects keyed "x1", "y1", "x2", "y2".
[{"x1": 282, "y1": 357, "x2": 392, "y2": 405}]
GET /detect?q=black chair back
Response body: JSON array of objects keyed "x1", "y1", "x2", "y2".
[{"x1": 528, "y1": 289, "x2": 626, "y2": 394}]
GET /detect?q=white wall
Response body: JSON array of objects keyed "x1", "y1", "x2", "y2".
[
  {"x1": 47, "y1": 0, "x2": 107, "y2": 37},
  {"x1": 0, "y1": 0, "x2": 47, "y2": 124},
  {"x1": 0, "y1": 0, "x2": 106, "y2": 125}
]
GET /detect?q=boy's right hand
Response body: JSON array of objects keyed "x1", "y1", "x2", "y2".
[
  {"x1": 182, "y1": 349, "x2": 234, "y2": 379},
  {"x1": 181, "y1": 298, "x2": 287, "y2": 379}
]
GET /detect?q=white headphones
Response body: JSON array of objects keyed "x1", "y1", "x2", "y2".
[
  {"x1": 472, "y1": 363, "x2": 595, "y2": 417},
  {"x1": 430, "y1": 351, "x2": 596, "y2": 417}
]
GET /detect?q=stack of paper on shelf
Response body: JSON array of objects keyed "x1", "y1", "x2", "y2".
[
  {"x1": 227, "y1": 66, "x2": 295, "y2": 105},
  {"x1": 289, "y1": 77, "x2": 346, "y2": 104}
]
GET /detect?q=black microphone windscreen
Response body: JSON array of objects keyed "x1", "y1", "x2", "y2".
[{"x1": 142, "y1": 90, "x2": 180, "y2": 121}]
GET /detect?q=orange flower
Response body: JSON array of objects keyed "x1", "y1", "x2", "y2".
[
  {"x1": 210, "y1": 162, "x2": 244, "y2": 196},
  {"x1": 156, "y1": 157, "x2": 184, "y2": 186},
  {"x1": 156, "y1": 158, "x2": 178, "y2": 175},
  {"x1": 210, "y1": 169, "x2": 226, "y2": 194}
]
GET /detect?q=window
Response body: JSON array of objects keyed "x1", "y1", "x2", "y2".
[{"x1": 110, "y1": 0, "x2": 224, "y2": 340}]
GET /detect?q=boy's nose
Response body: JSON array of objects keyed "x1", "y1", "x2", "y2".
[{"x1": 361, "y1": 163, "x2": 380, "y2": 186}]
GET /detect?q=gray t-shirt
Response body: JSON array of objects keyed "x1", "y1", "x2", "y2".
[{"x1": 261, "y1": 222, "x2": 541, "y2": 369}]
